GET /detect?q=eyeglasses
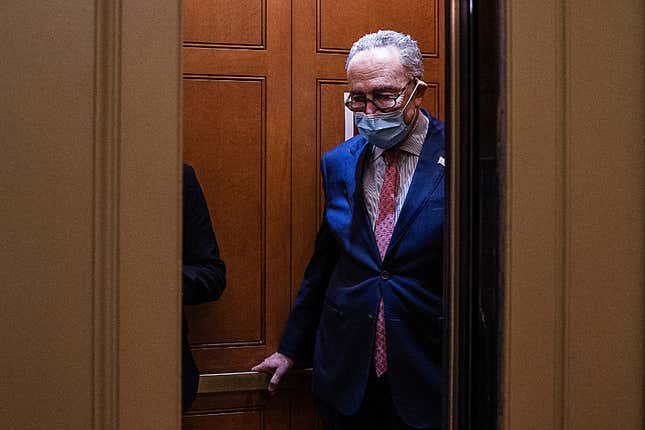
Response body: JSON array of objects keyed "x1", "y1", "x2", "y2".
[{"x1": 344, "y1": 80, "x2": 414, "y2": 113}]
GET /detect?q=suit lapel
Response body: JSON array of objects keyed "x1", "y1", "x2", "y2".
[
  {"x1": 385, "y1": 132, "x2": 444, "y2": 257},
  {"x1": 342, "y1": 140, "x2": 364, "y2": 215},
  {"x1": 343, "y1": 140, "x2": 383, "y2": 262}
]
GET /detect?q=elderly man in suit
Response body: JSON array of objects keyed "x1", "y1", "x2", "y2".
[{"x1": 253, "y1": 30, "x2": 445, "y2": 429}]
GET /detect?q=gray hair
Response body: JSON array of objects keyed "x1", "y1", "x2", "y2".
[{"x1": 346, "y1": 30, "x2": 424, "y2": 79}]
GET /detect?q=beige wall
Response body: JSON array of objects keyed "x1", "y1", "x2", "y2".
[
  {"x1": 1, "y1": 2, "x2": 95, "y2": 428},
  {"x1": 1, "y1": 1, "x2": 182, "y2": 429},
  {"x1": 504, "y1": 1, "x2": 644, "y2": 429}
]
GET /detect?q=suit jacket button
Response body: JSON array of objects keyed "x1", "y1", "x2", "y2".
[{"x1": 380, "y1": 270, "x2": 391, "y2": 280}]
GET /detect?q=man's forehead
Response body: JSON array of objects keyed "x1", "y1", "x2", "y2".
[
  {"x1": 348, "y1": 46, "x2": 403, "y2": 70},
  {"x1": 347, "y1": 46, "x2": 407, "y2": 90}
]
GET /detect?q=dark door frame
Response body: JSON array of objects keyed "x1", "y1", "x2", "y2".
[{"x1": 446, "y1": 0, "x2": 504, "y2": 428}]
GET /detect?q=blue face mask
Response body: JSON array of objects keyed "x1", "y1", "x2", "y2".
[{"x1": 353, "y1": 81, "x2": 420, "y2": 149}]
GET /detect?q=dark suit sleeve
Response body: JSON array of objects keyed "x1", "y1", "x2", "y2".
[
  {"x1": 278, "y1": 155, "x2": 339, "y2": 360},
  {"x1": 278, "y1": 217, "x2": 339, "y2": 360},
  {"x1": 182, "y1": 165, "x2": 226, "y2": 305}
]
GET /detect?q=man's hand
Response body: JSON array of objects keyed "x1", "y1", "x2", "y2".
[{"x1": 251, "y1": 352, "x2": 294, "y2": 394}]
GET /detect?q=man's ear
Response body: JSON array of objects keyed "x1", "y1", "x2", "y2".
[{"x1": 413, "y1": 80, "x2": 428, "y2": 107}]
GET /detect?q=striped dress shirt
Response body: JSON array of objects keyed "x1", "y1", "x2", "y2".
[{"x1": 363, "y1": 112, "x2": 429, "y2": 229}]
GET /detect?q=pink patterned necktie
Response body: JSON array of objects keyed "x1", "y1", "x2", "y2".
[{"x1": 373, "y1": 148, "x2": 400, "y2": 377}]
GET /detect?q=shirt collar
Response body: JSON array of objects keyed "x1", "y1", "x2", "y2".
[{"x1": 371, "y1": 111, "x2": 429, "y2": 160}]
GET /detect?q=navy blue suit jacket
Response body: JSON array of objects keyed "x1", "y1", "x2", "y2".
[
  {"x1": 279, "y1": 112, "x2": 445, "y2": 428},
  {"x1": 182, "y1": 164, "x2": 226, "y2": 410}
]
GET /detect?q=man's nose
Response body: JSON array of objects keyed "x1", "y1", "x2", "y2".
[{"x1": 365, "y1": 100, "x2": 379, "y2": 115}]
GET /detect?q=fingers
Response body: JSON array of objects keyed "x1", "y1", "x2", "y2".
[
  {"x1": 251, "y1": 358, "x2": 278, "y2": 395},
  {"x1": 252, "y1": 353, "x2": 280, "y2": 374},
  {"x1": 251, "y1": 352, "x2": 294, "y2": 395},
  {"x1": 251, "y1": 360, "x2": 272, "y2": 373},
  {"x1": 268, "y1": 364, "x2": 288, "y2": 394}
]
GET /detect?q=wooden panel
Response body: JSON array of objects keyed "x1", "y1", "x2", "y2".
[
  {"x1": 185, "y1": 391, "x2": 300, "y2": 430},
  {"x1": 184, "y1": 77, "x2": 265, "y2": 346},
  {"x1": 316, "y1": 80, "x2": 349, "y2": 222},
  {"x1": 317, "y1": 0, "x2": 440, "y2": 57},
  {"x1": 183, "y1": 410, "x2": 262, "y2": 430},
  {"x1": 318, "y1": 80, "x2": 348, "y2": 155},
  {"x1": 182, "y1": 0, "x2": 292, "y2": 388},
  {"x1": 424, "y1": 82, "x2": 440, "y2": 119},
  {"x1": 189, "y1": 392, "x2": 268, "y2": 412},
  {"x1": 184, "y1": 0, "x2": 265, "y2": 48}
]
